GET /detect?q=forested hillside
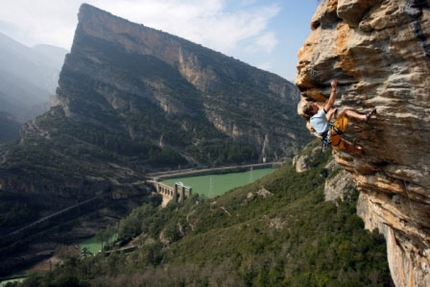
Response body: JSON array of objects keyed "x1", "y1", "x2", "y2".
[{"x1": 19, "y1": 141, "x2": 392, "y2": 287}]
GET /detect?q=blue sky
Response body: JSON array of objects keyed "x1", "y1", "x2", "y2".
[{"x1": 0, "y1": 0, "x2": 319, "y2": 82}]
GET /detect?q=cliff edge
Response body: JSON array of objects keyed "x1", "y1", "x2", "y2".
[{"x1": 296, "y1": 1, "x2": 430, "y2": 286}]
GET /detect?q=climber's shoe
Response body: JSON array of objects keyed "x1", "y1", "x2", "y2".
[{"x1": 354, "y1": 144, "x2": 365, "y2": 156}]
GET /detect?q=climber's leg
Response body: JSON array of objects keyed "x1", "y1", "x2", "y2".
[{"x1": 343, "y1": 142, "x2": 365, "y2": 155}]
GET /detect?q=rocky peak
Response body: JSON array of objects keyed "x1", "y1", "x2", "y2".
[
  {"x1": 75, "y1": 4, "x2": 296, "y2": 98},
  {"x1": 52, "y1": 4, "x2": 308, "y2": 163},
  {"x1": 296, "y1": 0, "x2": 430, "y2": 286}
]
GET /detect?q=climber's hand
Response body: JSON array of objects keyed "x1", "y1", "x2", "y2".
[{"x1": 331, "y1": 79, "x2": 337, "y2": 90}]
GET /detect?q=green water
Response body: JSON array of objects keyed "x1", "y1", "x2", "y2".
[
  {"x1": 162, "y1": 168, "x2": 277, "y2": 198},
  {"x1": 79, "y1": 233, "x2": 118, "y2": 256},
  {"x1": 79, "y1": 236, "x2": 103, "y2": 256}
]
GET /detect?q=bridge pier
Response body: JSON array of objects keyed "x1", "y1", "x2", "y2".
[
  {"x1": 152, "y1": 181, "x2": 192, "y2": 206},
  {"x1": 175, "y1": 182, "x2": 192, "y2": 203}
]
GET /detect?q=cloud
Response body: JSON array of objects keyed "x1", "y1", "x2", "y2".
[
  {"x1": 0, "y1": 0, "x2": 79, "y2": 48},
  {"x1": 0, "y1": 0, "x2": 280, "y2": 57},
  {"x1": 0, "y1": 0, "x2": 290, "y2": 79},
  {"x1": 97, "y1": 0, "x2": 280, "y2": 57},
  {"x1": 256, "y1": 61, "x2": 274, "y2": 72}
]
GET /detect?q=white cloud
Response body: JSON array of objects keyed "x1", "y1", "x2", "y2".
[
  {"x1": 0, "y1": 0, "x2": 299, "y2": 79},
  {"x1": 95, "y1": 0, "x2": 280, "y2": 56},
  {"x1": 256, "y1": 61, "x2": 274, "y2": 72},
  {"x1": 0, "y1": 0, "x2": 280, "y2": 57},
  {"x1": 0, "y1": 0, "x2": 79, "y2": 48}
]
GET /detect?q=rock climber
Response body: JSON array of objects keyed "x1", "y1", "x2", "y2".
[{"x1": 302, "y1": 79, "x2": 376, "y2": 155}]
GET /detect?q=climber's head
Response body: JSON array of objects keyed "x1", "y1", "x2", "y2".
[{"x1": 303, "y1": 103, "x2": 319, "y2": 117}]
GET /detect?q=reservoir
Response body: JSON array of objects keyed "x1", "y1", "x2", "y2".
[{"x1": 162, "y1": 168, "x2": 278, "y2": 198}]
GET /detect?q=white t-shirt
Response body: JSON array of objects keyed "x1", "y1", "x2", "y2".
[{"x1": 310, "y1": 109, "x2": 329, "y2": 135}]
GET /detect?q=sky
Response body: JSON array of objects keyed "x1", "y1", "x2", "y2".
[{"x1": 0, "y1": 0, "x2": 319, "y2": 82}]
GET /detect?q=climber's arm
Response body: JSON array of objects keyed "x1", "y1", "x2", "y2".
[
  {"x1": 323, "y1": 79, "x2": 337, "y2": 112},
  {"x1": 326, "y1": 108, "x2": 338, "y2": 121}
]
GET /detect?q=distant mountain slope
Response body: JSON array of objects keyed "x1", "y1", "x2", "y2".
[
  {"x1": 33, "y1": 44, "x2": 69, "y2": 68},
  {"x1": 0, "y1": 33, "x2": 67, "y2": 122},
  {"x1": 0, "y1": 111, "x2": 20, "y2": 142}
]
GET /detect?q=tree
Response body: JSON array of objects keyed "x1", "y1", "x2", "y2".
[{"x1": 81, "y1": 247, "x2": 93, "y2": 258}]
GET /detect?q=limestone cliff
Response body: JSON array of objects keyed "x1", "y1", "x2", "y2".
[
  {"x1": 59, "y1": 3, "x2": 308, "y2": 165},
  {"x1": 296, "y1": 0, "x2": 430, "y2": 286}
]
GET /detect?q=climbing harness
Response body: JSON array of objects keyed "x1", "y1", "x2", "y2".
[{"x1": 320, "y1": 124, "x2": 343, "y2": 148}]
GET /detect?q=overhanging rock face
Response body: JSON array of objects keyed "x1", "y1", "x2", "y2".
[{"x1": 296, "y1": 1, "x2": 430, "y2": 286}]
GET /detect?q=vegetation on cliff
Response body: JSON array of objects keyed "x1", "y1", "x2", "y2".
[{"x1": 18, "y1": 143, "x2": 392, "y2": 287}]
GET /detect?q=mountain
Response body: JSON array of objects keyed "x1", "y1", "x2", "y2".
[
  {"x1": 296, "y1": 1, "x2": 430, "y2": 286},
  {"x1": 0, "y1": 3, "x2": 311, "y2": 196},
  {"x1": 0, "y1": 33, "x2": 67, "y2": 122},
  {"x1": 0, "y1": 3, "x2": 311, "y2": 276}
]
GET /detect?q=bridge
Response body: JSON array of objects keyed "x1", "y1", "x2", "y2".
[{"x1": 151, "y1": 181, "x2": 192, "y2": 206}]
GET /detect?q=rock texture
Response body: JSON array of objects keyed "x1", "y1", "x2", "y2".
[{"x1": 296, "y1": 1, "x2": 430, "y2": 286}]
